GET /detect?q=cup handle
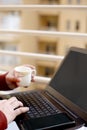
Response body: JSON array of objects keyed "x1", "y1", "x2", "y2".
[{"x1": 31, "y1": 69, "x2": 36, "y2": 78}]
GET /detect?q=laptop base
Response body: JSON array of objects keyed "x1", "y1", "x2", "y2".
[{"x1": 16, "y1": 113, "x2": 75, "y2": 130}]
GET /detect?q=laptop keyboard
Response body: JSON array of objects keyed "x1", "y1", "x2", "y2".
[{"x1": 11, "y1": 91, "x2": 60, "y2": 119}]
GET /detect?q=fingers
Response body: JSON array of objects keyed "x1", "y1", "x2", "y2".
[
  {"x1": 8, "y1": 97, "x2": 29, "y2": 111},
  {"x1": 0, "y1": 97, "x2": 29, "y2": 124},
  {"x1": 8, "y1": 97, "x2": 29, "y2": 116},
  {"x1": 6, "y1": 70, "x2": 20, "y2": 84},
  {"x1": 7, "y1": 97, "x2": 18, "y2": 103},
  {"x1": 12, "y1": 101, "x2": 23, "y2": 110},
  {"x1": 23, "y1": 64, "x2": 36, "y2": 70},
  {"x1": 7, "y1": 97, "x2": 23, "y2": 109},
  {"x1": 7, "y1": 76, "x2": 20, "y2": 83},
  {"x1": 14, "y1": 107, "x2": 29, "y2": 116}
]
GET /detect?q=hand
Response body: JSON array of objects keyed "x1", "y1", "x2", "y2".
[
  {"x1": 6, "y1": 64, "x2": 36, "y2": 89},
  {"x1": 0, "y1": 97, "x2": 29, "y2": 124}
]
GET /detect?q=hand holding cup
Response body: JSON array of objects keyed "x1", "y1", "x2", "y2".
[{"x1": 14, "y1": 66, "x2": 36, "y2": 87}]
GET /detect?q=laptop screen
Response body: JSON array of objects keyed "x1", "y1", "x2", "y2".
[{"x1": 50, "y1": 48, "x2": 87, "y2": 113}]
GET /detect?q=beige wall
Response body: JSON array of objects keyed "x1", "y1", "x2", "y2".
[
  {"x1": 61, "y1": 0, "x2": 87, "y2": 4},
  {"x1": 19, "y1": 35, "x2": 38, "y2": 65},
  {"x1": 21, "y1": 10, "x2": 39, "y2": 30},
  {"x1": 58, "y1": 37, "x2": 87, "y2": 55},
  {"x1": 59, "y1": 10, "x2": 87, "y2": 33},
  {"x1": 23, "y1": 0, "x2": 39, "y2": 4},
  {"x1": 19, "y1": 10, "x2": 39, "y2": 64}
]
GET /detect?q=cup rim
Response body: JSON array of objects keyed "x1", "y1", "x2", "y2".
[{"x1": 14, "y1": 66, "x2": 31, "y2": 74}]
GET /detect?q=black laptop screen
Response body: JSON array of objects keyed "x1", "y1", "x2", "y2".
[{"x1": 50, "y1": 50, "x2": 87, "y2": 113}]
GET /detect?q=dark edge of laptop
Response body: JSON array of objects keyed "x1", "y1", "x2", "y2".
[{"x1": 48, "y1": 47, "x2": 87, "y2": 125}]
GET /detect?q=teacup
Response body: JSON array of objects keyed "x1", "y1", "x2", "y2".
[{"x1": 14, "y1": 66, "x2": 36, "y2": 87}]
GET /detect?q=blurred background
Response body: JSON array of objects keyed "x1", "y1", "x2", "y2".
[{"x1": 0, "y1": 0, "x2": 87, "y2": 78}]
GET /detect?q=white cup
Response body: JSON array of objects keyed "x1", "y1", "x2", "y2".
[{"x1": 14, "y1": 66, "x2": 36, "y2": 87}]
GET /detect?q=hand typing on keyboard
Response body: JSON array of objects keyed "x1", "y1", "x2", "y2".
[{"x1": 0, "y1": 97, "x2": 29, "y2": 129}]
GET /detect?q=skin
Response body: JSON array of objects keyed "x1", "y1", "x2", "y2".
[
  {"x1": 0, "y1": 97, "x2": 29, "y2": 124},
  {"x1": 6, "y1": 64, "x2": 36, "y2": 89},
  {"x1": 0, "y1": 64, "x2": 36, "y2": 125}
]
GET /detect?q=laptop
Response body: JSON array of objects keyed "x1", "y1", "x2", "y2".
[{"x1": 0, "y1": 47, "x2": 87, "y2": 130}]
